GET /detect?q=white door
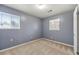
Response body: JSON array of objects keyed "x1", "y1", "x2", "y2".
[{"x1": 73, "y1": 6, "x2": 77, "y2": 55}]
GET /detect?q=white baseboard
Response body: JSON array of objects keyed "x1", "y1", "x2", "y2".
[
  {"x1": 0, "y1": 38, "x2": 73, "y2": 52},
  {"x1": 0, "y1": 39, "x2": 40, "y2": 52},
  {"x1": 44, "y1": 38, "x2": 73, "y2": 47}
]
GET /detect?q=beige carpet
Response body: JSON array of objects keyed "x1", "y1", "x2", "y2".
[{"x1": 0, "y1": 38, "x2": 74, "y2": 55}]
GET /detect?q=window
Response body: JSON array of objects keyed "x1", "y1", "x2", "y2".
[
  {"x1": 0, "y1": 12, "x2": 20, "y2": 29},
  {"x1": 49, "y1": 18, "x2": 60, "y2": 30}
]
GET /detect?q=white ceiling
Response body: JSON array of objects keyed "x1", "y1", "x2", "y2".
[{"x1": 4, "y1": 4, "x2": 76, "y2": 18}]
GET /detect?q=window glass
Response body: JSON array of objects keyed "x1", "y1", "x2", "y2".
[
  {"x1": 11, "y1": 15, "x2": 20, "y2": 28},
  {"x1": 1, "y1": 12, "x2": 11, "y2": 28},
  {"x1": 49, "y1": 18, "x2": 60, "y2": 30},
  {"x1": 0, "y1": 12, "x2": 20, "y2": 29}
]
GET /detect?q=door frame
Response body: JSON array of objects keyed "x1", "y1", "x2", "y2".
[{"x1": 73, "y1": 6, "x2": 77, "y2": 55}]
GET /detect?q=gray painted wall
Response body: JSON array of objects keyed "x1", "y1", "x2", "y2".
[
  {"x1": 0, "y1": 5, "x2": 74, "y2": 50},
  {"x1": 77, "y1": 14, "x2": 79, "y2": 52},
  {"x1": 0, "y1": 5, "x2": 42, "y2": 50},
  {"x1": 42, "y1": 11, "x2": 73, "y2": 45}
]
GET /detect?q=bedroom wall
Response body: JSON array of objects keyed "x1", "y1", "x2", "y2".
[
  {"x1": 0, "y1": 5, "x2": 42, "y2": 50},
  {"x1": 77, "y1": 14, "x2": 79, "y2": 52},
  {"x1": 42, "y1": 11, "x2": 73, "y2": 45}
]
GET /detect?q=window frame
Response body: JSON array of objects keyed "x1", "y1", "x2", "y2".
[
  {"x1": 49, "y1": 18, "x2": 60, "y2": 31},
  {"x1": 0, "y1": 11, "x2": 20, "y2": 29}
]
